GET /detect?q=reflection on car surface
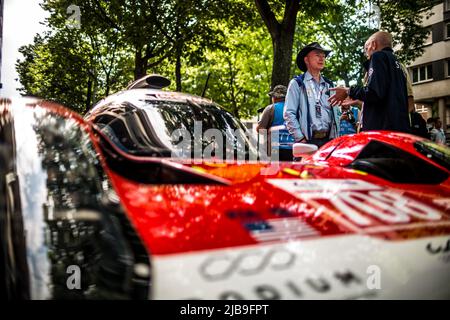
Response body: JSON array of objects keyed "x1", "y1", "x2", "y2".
[
  {"x1": 0, "y1": 98, "x2": 150, "y2": 299},
  {"x1": 85, "y1": 89, "x2": 258, "y2": 160}
]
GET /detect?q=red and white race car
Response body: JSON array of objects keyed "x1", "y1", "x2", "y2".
[{"x1": 1, "y1": 95, "x2": 449, "y2": 300}]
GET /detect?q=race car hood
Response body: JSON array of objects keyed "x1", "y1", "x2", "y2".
[
  {"x1": 105, "y1": 160, "x2": 450, "y2": 299},
  {"x1": 107, "y1": 160, "x2": 450, "y2": 256}
]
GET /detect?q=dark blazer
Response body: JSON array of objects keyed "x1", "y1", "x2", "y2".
[{"x1": 349, "y1": 48, "x2": 410, "y2": 133}]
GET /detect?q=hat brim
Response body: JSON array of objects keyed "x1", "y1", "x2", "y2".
[
  {"x1": 268, "y1": 92, "x2": 286, "y2": 98},
  {"x1": 296, "y1": 48, "x2": 331, "y2": 72}
]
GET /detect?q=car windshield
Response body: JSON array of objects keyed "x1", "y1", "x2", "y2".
[
  {"x1": 414, "y1": 140, "x2": 450, "y2": 171},
  {"x1": 98, "y1": 99, "x2": 259, "y2": 161},
  {"x1": 145, "y1": 100, "x2": 258, "y2": 160}
]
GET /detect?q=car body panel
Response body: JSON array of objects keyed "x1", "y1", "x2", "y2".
[
  {"x1": 304, "y1": 131, "x2": 449, "y2": 173},
  {"x1": 107, "y1": 163, "x2": 450, "y2": 256},
  {"x1": 85, "y1": 89, "x2": 259, "y2": 160},
  {"x1": 0, "y1": 98, "x2": 151, "y2": 299},
  {"x1": 85, "y1": 89, "x2": 450, "y2": 299},
  {"x1": 3, "y1": 97, "x2": 450, "y2": 299},
  {"x1": 150, "y1": 234, "x2": 450, "y2": 299}
]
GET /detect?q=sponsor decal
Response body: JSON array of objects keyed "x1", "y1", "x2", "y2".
[
  {"x1": 200, "y1": 269, "x2": 369, "y2": 300},
  {"x1": 244, "y1": 217, "x2": 319, "y2": 243},
  {"x1": 195, "y1": 248, "x2": 368, "y2": 299},
  {"x1": 226, "y1": 207, "x2": 318, "y2": 243},
  {"x1": 199, "y1": 249, "x2": 295, "y2": 281},
  {"x1": 434, "y1": 198, "x2": 450, "y2": 210},
  {"x1": 226, "y1": 209, "x2": 263, "y2": 220},
  {"x1": 426, "y1": 238, "x2": 450, "y2": 255},
  {"x1": 152, "y1": 236, "x2": 450, "y2": 299},
  {"x1": 267, "y1": 179, "x2": 450, "y2": 234},
  {"x1": 226, "y1": 207, "x2": 295, "y2": 220},
  {"x1": 194, "y1": 247, "x2": 369, "y2": 299},
  {"x1": 426, "y1": 238, "x2": 450, "y2": 263}
]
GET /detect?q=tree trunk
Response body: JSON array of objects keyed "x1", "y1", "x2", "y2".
[
  {"x1": 255, "y1": 0, "x2": 299, "y2": 90},
  {"x1": 175, "y1": 44, "x2": 182, "y2": 92},
  {"x1": 134, "y1": 48, "x2": 147, "y2": 80},
  {"x1": 105, "y1": 72, "x2": 111, "y2": 97},
  {"x1": 85, "y1": 77, "x2": 93, "y2": 113},
  {"x1": 271, "y1": 29, "x2": 295, "y2": 89}
]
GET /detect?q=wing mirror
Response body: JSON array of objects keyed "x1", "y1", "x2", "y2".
[{"x1": 292, "y1": 143, "x2": 318, "y2": 158}]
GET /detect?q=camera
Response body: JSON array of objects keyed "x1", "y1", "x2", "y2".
[{"x1": 341, "y1": 109, "x2": 356, "y2": 124}]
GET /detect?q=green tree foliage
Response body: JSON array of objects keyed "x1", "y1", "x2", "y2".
[
  {"x1": 16, "y1": 29, "x2": 133, "y2": 113},
  {"x1": 42, "y1": 0, "x2": 172, "y2": 80},
  {"x1": 255, "y1": 0, "x2": 436, "y2": 88},
  {"x1": 288, "y1": 0, "x2": 436, "y2": 86},
  {"x1": 16, "y1": 0, "x2": 438, "y2": 118},
  {"x1": 180, "y1": 25, "x2": 273, "y2": 119},
  {"x1": 254, "y1": 0, "x2": 340, "y2": 89},
  {"x1": 17, "y1": 0, "x2": 136, "y2": 113},
  {"x1": 293, "y1": 0, "x2": 375, "y2": 86},
  {"x1": 18, "y1": 31, "x2": 93, "y2": 113},
  {"x1": 152, "y1": 0, "x2": 227, "y2": 91},
  {"x1": 375, "y1": 0, "x2": 439, "y2": 64}
]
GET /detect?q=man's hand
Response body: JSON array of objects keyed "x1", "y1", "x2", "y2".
[
  {"x1": 341, "y1": 98, "x2": 362, "y2": 107},
  {"x1": 328, "y1": 87, "x2": 349, "y2": 107}
]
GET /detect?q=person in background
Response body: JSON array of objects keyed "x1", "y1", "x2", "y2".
[
  {"x1": 398, "y1": 61, "x2": 429, "y2": 139},
  {"x1": 409, "y1": 111, "x2": 429, "y2": 139},
  {"x1": 427, "y1": 117, "x2": 436, "y2": 135},
  {"x1": 338, "y1": 104, "x2": 360, "y2": 136},
  {"x1": 256, "y1": 85, "x2": 294, "y2": 161},
  {"x1": 430, "y1": 118, "x2": 446, "y2": 145}
]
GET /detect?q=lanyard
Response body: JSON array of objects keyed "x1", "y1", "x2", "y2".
[
  {"x1": 312, "y1": 81, "x2": 324, "y2": 105},
  {"x1": 312, "y1": 81, "x2": 325, "y2": 119}
]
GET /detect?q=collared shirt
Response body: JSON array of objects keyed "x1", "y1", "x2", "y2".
[
  {"x1": 303, "y1": 72, "x2": 332, "y2": 132},
  {"x1": 284, "y1": 72, "x2": 339, "y2": 142}
]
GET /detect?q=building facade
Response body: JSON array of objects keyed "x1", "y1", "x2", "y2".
[{"x1": 407, "y1": 0, "x2": 450, "y2": 128}]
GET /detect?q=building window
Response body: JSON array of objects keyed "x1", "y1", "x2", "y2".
[
  {"x1": 446, "y1": 23, "x2": 450, "y2": 39},
  {"x1": 424, "y1": 27, "x2": 432, "y2": 45},
  {"x1": 415, "y1": 104, "x2": 428, "y2": 114},
  {"x1": 447, "y1": 60, "x2": 450, "y2": 77},
  {"x1": 412, "y1": 64, "x2": 433, "y2": 84},
  {"x1": 445, "y1": 0, "x2": 450, "y2": 12}
]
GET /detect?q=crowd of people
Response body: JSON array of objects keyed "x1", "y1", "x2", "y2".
[{"x1": 257, "y1": 30, "x2": 447, "y2": 161}]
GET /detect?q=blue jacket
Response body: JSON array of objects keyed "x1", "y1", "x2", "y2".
[{"x1": 284, "y1": 73, "x2": 339, "y2": 141}]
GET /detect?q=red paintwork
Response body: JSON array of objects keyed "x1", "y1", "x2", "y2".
[
  {"x1": 107, "y1": 160, "x2": 450, "y2": 256},
  {"x1": 304, "y1": 131, "x2": 449, "y2": 172},
  {"x1": 26, "y1": 100, "x2": 450, "y2": 257}
]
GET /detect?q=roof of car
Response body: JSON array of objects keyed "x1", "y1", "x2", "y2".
[{"x1": 91, "y1": 88, "x2": 216, "y2": 112}]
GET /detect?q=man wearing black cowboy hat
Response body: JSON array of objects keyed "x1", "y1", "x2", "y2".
[{"x1": 284, "y1": 42, "x2": 340, "y2": 149}]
